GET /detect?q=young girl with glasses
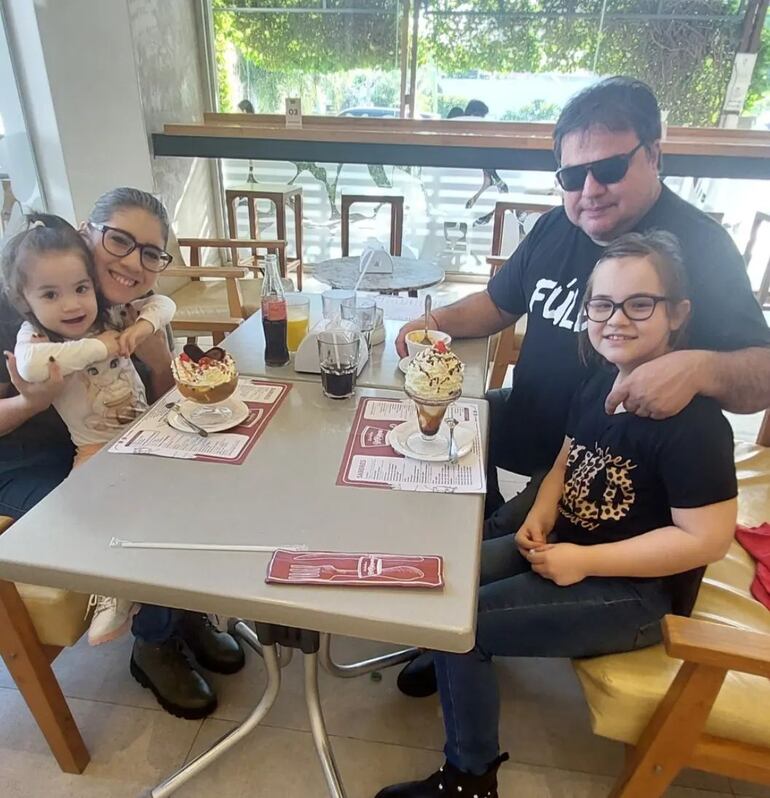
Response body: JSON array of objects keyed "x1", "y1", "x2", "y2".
[
  {"x1": 0, "y1": 214, "x2": 175, "y2": 644},
  {"x1": 376, "y1": 230, "x2": 738, "y2": 798}
]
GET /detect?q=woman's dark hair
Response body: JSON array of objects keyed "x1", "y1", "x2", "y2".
[
  {"x1": 447, "y1": 106, "x2": 465, "y2": 119},
  {"x1": 88, "y1": 187, "x2": 170, "y2": 245},
  {"x1": 578, "y1": 230, "x2": 690, "y2": 365},
  {"x1": 0, "y1": 213, "x2": 108, "y2": 338},
  {"x1": 464, "y1": 99, "x2": 489, "y2": 118},
  {"x1": 553, "y1": 77, "x2": 662, "y2": 164}
]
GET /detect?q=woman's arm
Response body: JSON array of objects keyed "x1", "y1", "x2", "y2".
[
  {"x1": 0, "y1": 355, "x2": 65, "y2": 436},
  {"x1": 581, "y1": 499, "x2": 737, "y2": 578},
  {"x1": 132, "y1": 329, "x2": 174, "y2": 401}
]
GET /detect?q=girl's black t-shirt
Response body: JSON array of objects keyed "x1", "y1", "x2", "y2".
[{"x1": 554, "y1": 368, "x2": 738, "y2": 615}]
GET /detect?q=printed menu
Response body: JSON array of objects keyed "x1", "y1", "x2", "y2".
[
  {"x1": 336, "y1": 397, "x2": 486, "y2": 493},
  {"x1": 108, "y1": 379, "x2": 291, "y2": 464}
]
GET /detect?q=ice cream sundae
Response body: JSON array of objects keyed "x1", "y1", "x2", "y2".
[
  {"x1": 404, "y1": 341, "x2": 463, "y2": 440},
  {"x1": 171, "y1": 344, "x2": 239, "y2": 406}
]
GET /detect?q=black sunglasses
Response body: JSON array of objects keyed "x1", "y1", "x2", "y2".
[
  {"x1": 89, "y1": 223, "x2": 172, "y2": 273},
  {"x1": 556, "y1": 143, "x2": 645, "y2": 192},
  {"x1": 584, "y1": 294, "x2": 669, "y2": 323}
]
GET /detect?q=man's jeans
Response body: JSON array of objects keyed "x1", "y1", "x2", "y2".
[
  {"x1": 132, "y1": 605, "x2": 184, "y2": 644},
  {"x1": 436, "y1": 536, "x2": 673, "y2": 774}
]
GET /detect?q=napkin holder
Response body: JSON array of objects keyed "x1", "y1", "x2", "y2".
[
  {"x1": 293, "y1": 320, "x2": 369, "y2": 375},
  {"x1": 360, "y1": 240, "x2": 393, "y2": 275}
]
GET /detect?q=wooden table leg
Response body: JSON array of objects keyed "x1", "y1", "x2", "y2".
[
  {"x1": 247, "y1": 197, "x2": 259, "y2": 264},
  {"x1": 294, "y1": 193, "x2": 303, "y2": 291},
  {"x1": 0, "y1": 580, "x2": 89, "y2": 773},
  {"x1": 274, "y1": 197, "x2": 287, "y2": 279}
]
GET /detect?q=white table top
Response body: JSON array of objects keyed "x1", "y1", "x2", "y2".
[
  {"x1": 314, "y1": 256, "x2": 445, "y2": 292},
  {"x1": 223, "y1": 294, "x2": 490, "y2": 399},
  {"x1": 0, "y1": 384, "x2": 486, "y2": 652}
]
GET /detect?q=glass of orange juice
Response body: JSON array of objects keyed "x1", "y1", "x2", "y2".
[{"x1": 286, "y1": 294, "x2": 310, "y2": 352}]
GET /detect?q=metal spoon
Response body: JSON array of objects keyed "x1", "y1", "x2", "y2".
[
  {"x1": 420, "y1": 294, "x2": 433, "y2": 345},
  {"x1": 165, "y1": 402, "x2": 209, "y2": 437},
  {"x1": 446, "y1": 417, "x2": 459, "y2": 464}
]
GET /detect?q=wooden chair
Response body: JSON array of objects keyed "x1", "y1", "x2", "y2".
[
  {"x1": 340, "y1": 194, "x2": 404, "y2": 257},
  {"x1": 158, "y1": 233, "x2": 291, "y2": 345},
  {"x1": 0, "y1": 516, "x2": 90, "y2": 773},
  {"x1": 574, "y1": 410, "x2": 770, "y2": 797},
  {"x1": 224, "y1": 183, "x2": 304, "y2": 290},
  {"x1": 486, "y1": 202, "x2": 553, "y2": 390},
  {"x1": 743, "y1": 211, "x2": 770, "y2": 309}
]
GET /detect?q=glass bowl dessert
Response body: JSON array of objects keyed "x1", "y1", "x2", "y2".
[
  {"x1": 403, "y1": 341, "x2": 464, "y2": 455},
  {"x1": 171, "y1": 345, "x2": 239, "y2": 425}
]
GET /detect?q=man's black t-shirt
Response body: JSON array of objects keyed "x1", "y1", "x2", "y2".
[
  {"x1": 487, "y1": 184, "x2": 770, "y2": 476},
  {"x1": 554, "y1": 368, "x2": 737, "y2": 615}
]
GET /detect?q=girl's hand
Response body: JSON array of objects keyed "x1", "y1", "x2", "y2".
[
  {"x1": 514, "y1": 519, "x2": 549, "y2": 558},
  {"x1": 95, "y1": 330, "x2": 121, "y2": 357},
  {"x1": 4, "y1": 351, "x2": 65, "y2": 412},
  {"x1": 117, "y1": 319, "x2": 154, "y2": 357},
  {"x1": 528, "y1": 543, "x2": 588, "y2": 586}
]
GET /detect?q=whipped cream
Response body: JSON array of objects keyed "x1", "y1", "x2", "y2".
[
  {"x1": 405, "y1": 343, "x2": 463, "y2": 400},
  {"x1": 172, "y1": 351, "x2": 237, "y2": 389}
]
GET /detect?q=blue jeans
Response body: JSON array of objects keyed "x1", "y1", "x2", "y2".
[
  {"x1": 0, "y1": 443, "x2": 74, "y2": 518},
  {"x1": 436, "y1": 535, "x2": 673, "y2": 774},
  {"x1": 132, "y1": 605, "x2": 184, "y2": 643}
]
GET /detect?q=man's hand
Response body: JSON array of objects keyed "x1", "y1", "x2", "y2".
[
  {"x1": 95, "y1": 330, "x2": 121, "y2": 358},
  {"x1": 117, "y1": 319, "x2": 154, "y2": 358},
  {"x1": 605, "y1": 350, "x2": 708, "y2": 419},
  {"x1": 528, "y1": 543, "x2": 589, "y2": 586},
  {"x1": 395, "y1": 315, "x2": 439, "y2": 358},
  {"x1": 514, "y1": 519, "x2": 549, "y2": 559},
  {"x1": 4, "y1": 351, "x2": 65, "y2": 412}
]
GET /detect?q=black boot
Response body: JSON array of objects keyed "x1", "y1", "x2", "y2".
[
  {"x1": 130, "y1": 637, "x2": 217, "y2": 720},
  {"x1": 397, "y1": 651, "x2": 437, "y2": 697},
  {"x1": 375, "y1": 754, "x2": 509, "y2": 798},
  {"x1": 177, "y1": 612, "x2": 245, "y2": 675}
]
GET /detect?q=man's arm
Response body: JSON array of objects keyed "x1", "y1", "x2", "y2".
[
  {"x1": 396, "y1": 291, "x2": 518, "y2": 357},
  {"x1": 606, "y1": 346, "x2": 770, "y2": 418}
]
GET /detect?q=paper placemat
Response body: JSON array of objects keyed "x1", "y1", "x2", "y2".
[
  {"x1": 108, "y1": 379, "x2": 291, "y2": 464},
  {"x1": 336, "y1": 397, "x2": 486, "y2": 493}
]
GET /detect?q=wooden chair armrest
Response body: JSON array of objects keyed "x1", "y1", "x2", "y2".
[
  {"x1": 177, "y1": 238, "x2": 286, "y2": 249},
  {"x1": 163, "y1": 267, "x2": 248, "y2": 279},
  {"x1": 663, "y1": 615, "x2": 770, "y2": 678},
  {"x1": 171, "y1": 318, "x2": 242, "y2": 334}
]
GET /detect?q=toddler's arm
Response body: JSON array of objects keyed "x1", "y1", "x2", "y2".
[
  {"x1": 15, "y1": 322, "x2": 118, "y2": 383},
  {"x1": 117, "y1": 295, "x2": 176, "y2": 357}
]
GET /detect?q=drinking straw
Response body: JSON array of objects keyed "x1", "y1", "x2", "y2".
[
  {"x1": 354, "y1": 249, "x2": 372, "y2": 292},
  {"x1": 110, "y1": 537, "x2": 307, "y2": 553},
  {"x1": 331, "y1": 332, "x2": 342, "y2": 369}
]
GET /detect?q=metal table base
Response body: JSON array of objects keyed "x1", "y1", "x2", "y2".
[{"x1": 150, "y1": 622, "x2": 419, "y2": 797}]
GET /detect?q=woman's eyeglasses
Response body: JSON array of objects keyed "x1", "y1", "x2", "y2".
[
  {"x1": 89, "y1": 223, "x2": 173, "y2": 273},
  {"x1": 584, "y1": 294, "x2": 669, "y2": 323},
  {"x1": 556, "y1": 142, "x2": 645, "y2": 192}
]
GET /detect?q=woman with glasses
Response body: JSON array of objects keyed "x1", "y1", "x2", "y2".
[
  {"x1": 376, "y1": 231, "x2": 738, "y2": 798},
  {"x1": 0, "y1": 187, "x2": 244, "y2": 722}
]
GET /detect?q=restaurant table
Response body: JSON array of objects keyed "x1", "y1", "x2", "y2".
[
  {"x1": 0, "y1": 382, "x2": 488, "y2": 797},
  {"x1": 314, "y1": 255, "x2": 444, "y2": 296},
  {"x1": 222, "y1": 293, "x2": 490, "y2": 398}
]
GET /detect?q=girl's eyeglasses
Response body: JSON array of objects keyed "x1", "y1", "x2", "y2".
[
  {"x1": 556, "y1": 142, "x2": 645, "y2": 192},
  {"x1": 584, "y1": 294, "x2": 669, "y2": 323},
  {"x1": 89, "y1": 223, "x2": 173, "y2": 273}
]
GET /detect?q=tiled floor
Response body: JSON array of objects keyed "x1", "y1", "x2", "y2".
[{"x1": 2, "y1": 279, "x2": 767, "y2": 796}]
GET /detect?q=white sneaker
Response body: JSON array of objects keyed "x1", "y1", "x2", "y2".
[{"x1": 87, "y1": 595, "x2": 139, "y2": 646}]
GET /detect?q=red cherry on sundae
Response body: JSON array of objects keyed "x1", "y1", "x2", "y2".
[{"x1": 434, "y1": 340, "x2": 448, "y2": 354}]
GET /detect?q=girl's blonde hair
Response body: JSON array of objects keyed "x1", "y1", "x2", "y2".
[
  {"x1": 579, "y1": 230, "x2": 690, "y2": 365},
  {"x1": 0, "y1": 213, "x2": 108, "y2": 339}
]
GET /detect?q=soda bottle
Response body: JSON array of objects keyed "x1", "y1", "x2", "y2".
[{"x1": 261, "y1": 254, "x2": 290, "y2": 367}]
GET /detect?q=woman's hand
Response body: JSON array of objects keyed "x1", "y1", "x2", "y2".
[
  {"x1": 514, "y1": 519, "x2": 549, "y2": 559},
  {"x1": 95, "y1": 330, "x2": 121, "y2": 358},
  {"x1": 527, "y1": 543, "x2": 588, "y2": 586},
  {"x1": 4, "y1": 351, "x2": 65, "y2": 412}
]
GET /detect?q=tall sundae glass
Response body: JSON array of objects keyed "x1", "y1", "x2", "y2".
[{"x1": 171, "y1": 344, "x2": 239, "y2": 426}]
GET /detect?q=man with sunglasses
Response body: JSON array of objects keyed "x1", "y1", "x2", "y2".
[{"x1": 395, "y1": 75, "x2": 770, "y2": 698}]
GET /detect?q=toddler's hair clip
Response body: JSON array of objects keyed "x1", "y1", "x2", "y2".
[{"x1": 28, "y1": 219, "x2": 46, "y2": 230}]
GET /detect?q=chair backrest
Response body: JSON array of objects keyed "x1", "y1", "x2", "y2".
[
  {"x1": 743, "y1": 211, "x2": 770, "y2": 308},
  {"x1": 340, "y1": 194, "x2": 404, "y2": 257},
  {"x1": 757, "y1": 409, "x2": 770, "y2": 448},
  {"x1": 491, "y1": 201, "x2": 554, "y2": 258}
]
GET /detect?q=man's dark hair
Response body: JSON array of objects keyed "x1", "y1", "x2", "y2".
[
  {"x1": 447, "y1": 106, "x2": 464, "y2": 119},
  {"x1": 464, "y1": 99, "x2": 489, "y2": 118},
  {"x1": 238, "y1": 99, "x2": 255, "y2": 114},
  {"x1": 553, "y1": 77, "x2": 661, "y2": 163}
]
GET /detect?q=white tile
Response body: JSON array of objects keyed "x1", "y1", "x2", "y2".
[{"x1": 0, "y1": 688, "x2": 200, "y2": 797}]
